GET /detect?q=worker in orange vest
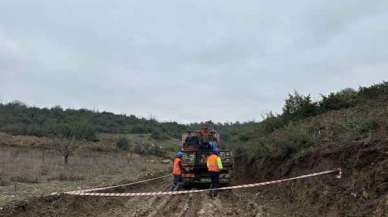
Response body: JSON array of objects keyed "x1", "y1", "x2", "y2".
[
  {"x1": 207, "y1": 149, "x2": 223, "y2": 197},
  {"x1": 172, "y1": 151, "x2": 184, "y2": 191}
]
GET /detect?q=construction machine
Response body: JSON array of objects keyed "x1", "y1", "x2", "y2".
[{"x1": 179, "y1": 125, "x2": 233, "y2": 185}]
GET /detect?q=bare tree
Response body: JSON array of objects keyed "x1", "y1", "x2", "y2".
[
  {"x1": 52, "y1": 121, "x2": 95, "y2": 168},
  {"x1": 53, "y1": 137, "x2": 78, "y2": 167}
]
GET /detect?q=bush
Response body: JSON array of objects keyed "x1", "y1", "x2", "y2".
[
  {"x1": 131, "y1": 143, "x2": 165, "y2": 156},
  {"x1": 319, "y1": 88, "x2": 358, "y2": 112},
  {"x1": 260, "y1": 112, "x2": 288, "y2": 134},
  {"x1": 358, "y1": 81, "x2": 388, "y2": 99},
  {"x1": 282, "y1": 91, "x2": 319, "y2": 121},
  {"x1": 147, "y1": 144, "x2": 164, "y2": 156},
  {"x1": 132, "y1": 143, "x2": 145, "y2": 154},
  {"x1": 344, "y1": 118, "x2": 379, "y2": 135},
  {"x1": 116, "y1": 137, "x2": 130, "y2": 151},
  {"x1": 151, "y1": 130, "x2": 169, "y2": 140},
  {"x1": 53, "y1": 121, "x2": 98, "y2": 142}
]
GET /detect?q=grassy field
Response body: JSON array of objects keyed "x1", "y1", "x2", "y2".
[{"x1": 0, "y1": 132, "x2": 174, "y2": 207}]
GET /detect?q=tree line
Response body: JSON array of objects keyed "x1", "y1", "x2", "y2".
[
  {"x1": 0, "y1": 103, "x2": 187, "y2": 141},
  {"x1": 1, "y1": 81, "x2": 386, "y2": 147}
]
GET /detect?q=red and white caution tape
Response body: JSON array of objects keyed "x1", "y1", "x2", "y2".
[
  {"x1": 64, "y1": 168, "x2": 342, "y2": 197},
  {"x1": 65, "y1": 174, "x2": 171, "y2": 194}
]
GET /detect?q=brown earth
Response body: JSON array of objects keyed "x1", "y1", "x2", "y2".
[
  {"x1": 0, "y1": 132, "x2": 170, "y2": 209},
  {"x1": 0, "y1": 156, "x2": 349, "y2": 217},
  {"x1": 0, "y1": 178, "x2": 267, "y2": 217},
  {"x1": 1, "y1": 99, "x2": 388, "y2": 217},
  {"x1": 1, "y1": 134, "x2": 387, "y2": 216}
]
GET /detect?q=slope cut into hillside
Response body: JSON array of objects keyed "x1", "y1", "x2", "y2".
[{"x1": 233, "y1": 84, "x2": 388, "y2": 216}]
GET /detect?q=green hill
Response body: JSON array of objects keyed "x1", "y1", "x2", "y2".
[
  {"x1": 0, "y1": 103, "x2": 187, "y2": 141},
  {"x1": 230, "y1": 82, "x2": 388, "y2": 216}
]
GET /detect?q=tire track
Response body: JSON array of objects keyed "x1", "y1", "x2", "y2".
[
  {"x1": 130, "y1": 181, "x2": 172, "y2": 217},
  {"x1": 183, "y1": 193, "x2": 205, "y2": 217},
  {"x1": 1, "y1": 175, "x2": 268, "y2": 217}
]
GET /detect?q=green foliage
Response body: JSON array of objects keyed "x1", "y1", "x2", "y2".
[
  {"x1": 151, "y1": 130, "x2": 169, "y2": 140},
  {"x1": 244, "y1": 124, "x2": 315, "y2": 160},
  {"x1": 343, "y1": 117, "x2": 379, "y2": 135},
  {"x1": 319, "y1": 88, "x2": 358, "y2": 111},
  {"x1": 358, "y1": 81, "x2": 388, "y2": 98},
  {"x1": 260, "y1": 112, "x2": 287, "y2": 134},
  {"x1": 272, "y1": 125, "x2": 315, "y2": 159},
  {"x1": 0, "y1": 102, "x2": 187, "y2": 140},
  {"x1": 282, "y1": 91, "x2": 319, "y2": 121},
  {"x1": 116, "y1": 137, "x2": 130, "y2": 151},
  {"x1": 232, "y1": 81, "x2": 388, "y2": 161},
  {"x1": 53, "y1": 120, "x2": 97, "y2": 141}
]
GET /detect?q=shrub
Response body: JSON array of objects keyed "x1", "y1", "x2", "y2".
[
  {"x1": 131, "y1": 143, "x2": 165, "y2": 156},
  {"x1": 132, "y1": 143, "x2": 145, "y2": 154},
  {"x1": 358, "y1": 81, "x2": 388, "y2": 99},
  {"x1": 260, "y1": 112, "x2": 288, "y2": 134},
  {"x1": 282, "y1": 91, "x2": 319, "y2": 121},
  {"x1": 151, "y1": 130, "x2": 169, "y2": 140},
  {"x1": 48, "y1": 173, "x2": 84, "y2": 181},
  {"x1": 319, "y1": 88, "x2": 358, "y2": 112},
  {"x1": 116, "y1": 137, "x2": 130, "y2": 151},
  {"x1": 344, "y1": 118, "x2": 379, "y2": 135},
  {"x1": 0, "y1": 173, "x2": 11, "y2": 186},
  {"x1": 147, "y1": 144, "x2": 164, "y2": 156},
  {"x1": 358, "y1": 120, "x2": 379, "y2": 134},
  {"x1": 10, "y1": 175, "x2": 40, "y2": 184}
]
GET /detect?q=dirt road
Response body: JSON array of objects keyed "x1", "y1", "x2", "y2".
[{"x1": 1, "y1": 178, "x2": 264, "y2": 217}]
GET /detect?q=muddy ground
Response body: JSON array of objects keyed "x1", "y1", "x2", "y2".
[
  {"x1": 0, "y1": 178, "x2": 267, "y2": 217},
  {"x1": 1, "y1": 139, "x2": 387, "y2": 217},
  {"x1": 1, "y1": 128, "x2": 388, "y2": 217}
]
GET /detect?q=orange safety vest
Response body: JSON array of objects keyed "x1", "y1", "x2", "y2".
[
  {"x1": 207, "y1": 154, "x2": 220, "y2": 172},
  {"x1": 173, "y1": 158, "x2": 183, "y2": 176}
]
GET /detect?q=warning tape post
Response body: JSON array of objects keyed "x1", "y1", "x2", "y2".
[{"x1": 64, "y1": 168, "x2": 342, "y2": 197}]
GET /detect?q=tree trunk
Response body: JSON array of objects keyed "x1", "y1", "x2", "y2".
[{"x1": 64, "y1": 153, "x2": 69, "y2": 165}]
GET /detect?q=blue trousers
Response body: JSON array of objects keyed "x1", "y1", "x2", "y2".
[
  {"x1": 209, "y1": 172, "x2": 220, "y2": 189},
  {"x1": 173, "y1": 175, "x2": 182, "y2": 186}
]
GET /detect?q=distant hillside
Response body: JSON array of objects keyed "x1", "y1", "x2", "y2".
[
  {"x1": 1, "y1": 81, "x2": 387, "y2": 146},
  {"x1": 0, "y1": 102, "x2": 187, "y2": 140},
  {"x1": 0, "y1": 102, "x2": 256, "y2": 144}
]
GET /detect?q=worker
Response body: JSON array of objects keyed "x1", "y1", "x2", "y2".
[
  {"x1": 172, "y1": 151, "x2": 184, "y2": 191},
  {"x1": 207, "y1": 149, "x2": 223, "y2": 197},
  {"x1": 200, "y1": 124, "x2": 210, "y2": 144},
  {"x1": 209, "y1": 140, "x2": 218, "y2": 152}
]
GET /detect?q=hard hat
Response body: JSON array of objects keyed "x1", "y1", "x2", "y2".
[{"x1": 176, "y1": 151, "x2": 184, "y2": 157}]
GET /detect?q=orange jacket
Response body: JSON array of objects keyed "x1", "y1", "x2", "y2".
[
  {"x1": 207, "y1": 154, "x2": 223, "y2": 172},
  {"x1": 173, "y1": 158, "x2": 183, "y2": 176}
]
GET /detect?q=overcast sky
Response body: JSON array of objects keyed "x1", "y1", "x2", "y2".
[{"x1": 1, "y1": 0, "x2": 388, "y2": 123}]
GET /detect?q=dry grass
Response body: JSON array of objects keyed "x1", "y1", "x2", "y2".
[{"x1": 0, "y1": 140, "x2": 170, "y2": 206}]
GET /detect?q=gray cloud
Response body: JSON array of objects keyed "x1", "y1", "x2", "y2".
[{"x1": 1, "y1": 0, "x2": 388, "y2": 122}]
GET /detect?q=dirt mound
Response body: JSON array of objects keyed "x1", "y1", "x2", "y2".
[
  {"x1": 235, "y1": 139, "x2": 388, "y2": 216},
  {"x1": 0, "y1": 179, "x2": 264, "y2": 217}
]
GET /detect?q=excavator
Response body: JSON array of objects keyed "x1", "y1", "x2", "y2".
[{"x1": 179, "y1": 124, "x2": 233, "y2": 185}]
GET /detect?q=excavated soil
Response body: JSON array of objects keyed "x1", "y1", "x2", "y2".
[
  {"x1": 2, "y1": 139, "x2": 387, "y2": 217},
  {"x1": 0, "y1": 179, "x2": 264, "y2": 217}
]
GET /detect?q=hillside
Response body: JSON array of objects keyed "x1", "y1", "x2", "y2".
[
  {"x1": 0, "y1": 102, "x2": 187, "y2": 140},
  {"x1": 230, "y1": 82, "x2": 388, "y2": 216},
  {"x1": 0, "y1": 82, "x2": 387, "y2": 217}
]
